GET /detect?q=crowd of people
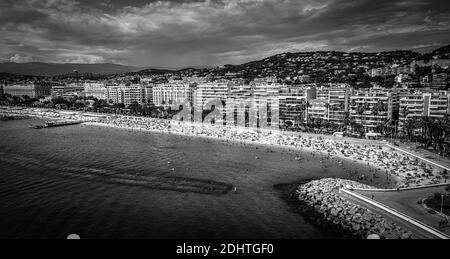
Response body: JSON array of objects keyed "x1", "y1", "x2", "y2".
[
  {"x1": 86, "y1": 114, "x2": 449, "y2": 188},
  {"x1": 4, "y1": 106, "x2": 449, "y2": 188}
]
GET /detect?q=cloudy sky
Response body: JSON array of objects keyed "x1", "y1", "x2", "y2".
[{"x1": 1, "y1": 0, "x2": 450, "y2": 68}]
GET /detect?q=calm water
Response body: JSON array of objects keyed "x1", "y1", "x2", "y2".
[{"x1": 0, "y1": 118, "x2": 386, "y2": 239}]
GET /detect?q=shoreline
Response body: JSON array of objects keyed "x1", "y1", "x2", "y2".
[
  {"x1": 3, "y1": 106, "x2": 448, "y2": 188},
  {"x1": 289, "y1": 178, "x2": 415, "y2": 239},
  {"x1": 3, "y1": 106, "x2": 448, "y2": 239}
]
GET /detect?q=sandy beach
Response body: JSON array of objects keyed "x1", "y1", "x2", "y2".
[{"x1": 3, "y1": 106, "x2": 449, "y2": 188}]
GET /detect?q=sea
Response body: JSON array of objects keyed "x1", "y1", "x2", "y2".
[{"x1": 0, "y1": 118, "x2": 389, "y2": 239}]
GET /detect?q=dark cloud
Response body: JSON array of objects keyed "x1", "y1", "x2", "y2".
[{"x1": 1, "y1": 0, "x2": 449, "y2": 67}]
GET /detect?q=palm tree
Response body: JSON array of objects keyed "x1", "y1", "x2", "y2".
[
  {"x1": 305, "y1": 100, "x2": 311, "y2": 127},
  {"x1": 343, "y1": 111, "x2": 351, "y2": 133},
  {"x1": 403, "y1": 118, "x2": 416, "y2": 142}
]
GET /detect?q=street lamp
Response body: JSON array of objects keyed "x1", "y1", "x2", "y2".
[{"x1": 441, "y1": 194, "x2": 445, "y2": 214}]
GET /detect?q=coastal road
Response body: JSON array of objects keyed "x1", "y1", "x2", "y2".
[{"x1": 339, "y1": 189, "x2": 449, "y2": 239}]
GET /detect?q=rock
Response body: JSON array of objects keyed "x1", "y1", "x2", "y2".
[
  {"x1": 296, "y1": 178, "x2": 412, "y2": 239},
  {"x1": 401, "y1": 232, "x2": 413, "y2": 239},
  {"x1": 331, "y1": 208, "x2": 339, "y2": 217},
  {"x1": 352, "y1": 223, "x2": 361, "y2": 231},
  {"x1": 352, "y1": 214, "x2": 363, "y2": 224},
  {"x1": 367, "y1": 234, "x2": 381, "y2": 239}
]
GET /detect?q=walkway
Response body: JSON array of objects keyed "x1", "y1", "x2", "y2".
[{"x1": 353, "y1": 186, "x2": 450, "y2": 237}]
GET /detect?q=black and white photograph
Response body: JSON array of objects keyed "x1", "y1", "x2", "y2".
[{"x1": 1, "y1": 0, "x2": 450, "y2": 247}]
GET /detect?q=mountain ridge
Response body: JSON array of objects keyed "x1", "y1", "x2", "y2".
[{"x1": 1, "y1": 44, "x2": 449, "y2": 77}]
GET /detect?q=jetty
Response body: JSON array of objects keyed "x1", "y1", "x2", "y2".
[
  {"x1": 30, "y1": 120, "x2": 83, "y2": 129},
  {"x1": 0, "y1": 115, "x2": 30, "y2": 121}
]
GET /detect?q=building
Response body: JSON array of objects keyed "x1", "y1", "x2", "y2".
[
  {"x1": 51, "y1": 84, "x2": 85, "y2": 98},
  {"x1": 349, "y1": 87, "x2": 399, "y2": 132},
  {"x1": 432, "y1": 73, "x2": 448, "y2": 87},
  {"x1": 370, "y1": 65, "x2": 415, "y2": 77},
  {"x1": 251, "y1": 78, "x2": 281, "y2": 128},
  {"x1": 225, "y1": 84, "x2": 254, "y2": 127},
  {"x1": 106, "y1": 85, "x2": 153, "y2": 106},
  {"x1": 194, "y1": 80, "x2": 230, "y2": 112},
  {"x1": 3, "y1": 84, "x2": 52, "y2": 98},
  {"x1": 412, "y1": 59, "x2": 450, "y2": 69},
  {"x1": 308, "y1": 99, "x2": 329, "y2": 121},
  {"x1": 84, "y1": 83, "x2": 108, "y2": 100},
  {"x1": 153, "y1": 83, "x2": 190, "y2": 108},
  {"x1": 278, "y1": 85, "x2": 316, "y2": 127},
  {"x1": 399, "y1": 90, "x2": 450, "y2": 130},
  {"x1": 316, "y1": 84, "x2": 352, "y2": 126}
]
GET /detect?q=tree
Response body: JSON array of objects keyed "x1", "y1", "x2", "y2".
[
  {"x1": 113, "y1": 103, "x2": 125, "y2": 109},
  {"x1": 343, "y1": 111, "x2": 351, "y2": 133},
  {"x1": 128, "y1": 102, "x2": 143, "y2": 115},
  {"x1": 74, "y1": 102, "x2": 86, "y2": 109},
  {"x1": 93, "y1": 99, "x2": 108, "y2": 110}
]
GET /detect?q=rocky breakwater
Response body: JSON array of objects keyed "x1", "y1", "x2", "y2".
[{"x1": 296, "y1": 178, "x2": 414, "y2": 239}]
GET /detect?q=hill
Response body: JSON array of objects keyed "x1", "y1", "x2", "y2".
[{"x1": 0, "y1": 62, "x2": 140, "y2": 76}]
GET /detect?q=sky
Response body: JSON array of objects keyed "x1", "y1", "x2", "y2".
[{"x1": 1, "y1": 0, "x2": 450, "y2": 68}]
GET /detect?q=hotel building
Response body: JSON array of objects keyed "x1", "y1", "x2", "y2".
[
  {"x1": 3, "y1": 84, "x2": 52, "y2": 98},
  {"x1": 152, "y1": 83, "x2": 190, "y2": 107}
]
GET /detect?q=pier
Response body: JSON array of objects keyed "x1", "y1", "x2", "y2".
[{"x1": 30, "y1": 120, "x2": 83, "y2": 129}]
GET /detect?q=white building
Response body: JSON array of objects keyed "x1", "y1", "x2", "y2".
[
  {"x1": 399, "y1": 90, "x2": 450, "y2": 129},
  {"x1": 152, "y1": 83, "x2": 192, "y2": 108},
  {"x1": 350, "y1": 87, "x2": 398, "y2": 131},
  {"x1": 105, "y1": 85, "x2": 153, "y2": 106}
]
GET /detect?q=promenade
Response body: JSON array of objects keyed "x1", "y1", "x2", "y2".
[{"x1": 351, "y1": 186, "x2": 450, "y2": 237}]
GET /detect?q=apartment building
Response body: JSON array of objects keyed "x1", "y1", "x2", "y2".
[
  {"x1": 349, "y1": 87, "x2": 399, "y2": 132},
  {"x1": 316, "y1": 84, "x2": 353, "y2": 126},
  {"x1": 194, "y1": 80, "x2": 230, "y2": 112},
  {"x1": 251, "y1": 79, "x2": 281, "y2": 128},
  {"x1": 278, "y1": 85, "x2": 316, "y2": 127},
  {"x1": 225, "y1": 84, "x2": 253, "y2": 127},
  {"x1": 106, "y1": 85, "x2": 153, "y2": 106},
  {"x1": 308, "y1": 99, "x2": 329, "y2": 121},
  {"x1": 399, "y1": 90, "x2": 450, "y2": 129}
]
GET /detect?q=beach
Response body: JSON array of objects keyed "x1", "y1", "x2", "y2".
[
  {"x1": 0, "y1": 115, "x2": 392, "y2": 238},
  {"x1": 2, "y1": 106, "x2": 448, "y2": 188},
  {"x1": 3, "y1": 106, "x2": 450, "y2": 239}
]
